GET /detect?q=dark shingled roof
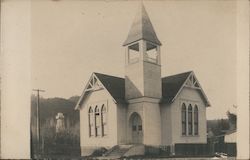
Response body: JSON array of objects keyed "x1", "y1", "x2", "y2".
[
  {"x1": 161, "y1": 71, "x2": 192, "y2": 103},
  {"x1": 94, "y1": 72, "x2": 125, "y2": 103},
  {"x1": 94, "y1": 71, "x2": 192, "y2": 104}
]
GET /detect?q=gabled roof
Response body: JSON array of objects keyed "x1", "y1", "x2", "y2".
[
  {"x1": 75, "y1": 73, "x2": 126, "y2": 110},
  {"x1": 94, "y1": 72, "x2": 125, "y2": 103},
  {"x1": 123, "y1": 3, "x2": 161, "y2": 46},
  {"x1": 161, "y1": 71, "x2": 210, "y2": 106},
  {"x1": 75, "y1": 71, "x2": 210, "y2": 110},
  {"x1": 161, "y1": 71, "x2": 192, "y2": 103}
]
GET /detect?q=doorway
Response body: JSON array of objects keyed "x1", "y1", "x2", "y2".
[{"x1": 130, "y1": 112, "x2": 143, "y2": 144}]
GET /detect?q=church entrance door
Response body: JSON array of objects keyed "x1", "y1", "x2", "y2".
[{"x1": 130, "y1": 113, "x2": 143, "y2": 144}]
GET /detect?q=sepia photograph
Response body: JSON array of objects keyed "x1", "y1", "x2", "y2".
[{"x1": 0, "y1": 0, "x2": 249, "y2": 159}]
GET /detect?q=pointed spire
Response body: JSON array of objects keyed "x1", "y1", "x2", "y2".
[{"x1": 123, "y1": 2, "x2": 161, "y2": 46}]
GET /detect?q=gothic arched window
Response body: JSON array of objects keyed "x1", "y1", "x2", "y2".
[
  {"x1": 88, "y1": 107, "x2": 94, "y2": 137},
  {"x1": 101, "y1": 105, "x2": 107, "y2": 136},
  {"x1": 95, "y1": 106, "x2": 101, "y2": 136},
  {"x1": 181, "y1": 103, "x2": 187, "y2": 135},
  {"x1": 188, "y1": 104, "x2": 193, "y2": 135},
  {"x1": 194, "y1": 105, "x2": 199, "y2": 135}
]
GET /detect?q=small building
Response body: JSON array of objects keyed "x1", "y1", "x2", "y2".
[{"x1": 75, "y1": 4, "x2": 210, "y2": 157}]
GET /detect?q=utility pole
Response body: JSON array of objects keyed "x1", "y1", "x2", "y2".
[{"x1": 32, "y1": 89, "x2": 45, "y2": 157}]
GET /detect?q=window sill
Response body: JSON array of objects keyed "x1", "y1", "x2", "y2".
[
  {"x1": 89, "y1": 135, "x2": 108, "y2": 138},
  {"x1": 181, "y1": 135, "x2": 200, "y2": 137}
]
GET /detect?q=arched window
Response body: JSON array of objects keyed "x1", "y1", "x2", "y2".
[
  {"x1": 194, "y1": 105, "x2": 198, "y2": 135},
  {"x1": 101, "y1": 105, "x2": 107, "y2": 136},
  {"x1": 181, "y1": 103, "x2": 187, "y2": 135},
  {"x1": 88, "y1": 107, "x2": 94, "y2": 137},
  {"x1": 95, "y1": 106, "x2": 101, "y2": 136},
  {"x1": 188, "y1": 104, "x2": 193, "y2": 135}
]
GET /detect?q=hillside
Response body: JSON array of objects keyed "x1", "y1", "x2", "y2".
[{"x1": 31, "y1": 95, "x2": 80, "y2": 157}]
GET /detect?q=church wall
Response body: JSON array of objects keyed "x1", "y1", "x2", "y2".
[
  {"x1": 160, "y1": 103, "x2": 172, "y2": 146},
  {"x1": 143, "y1": 102, "x2": 162, "y2": 145},
  {"x1": 170, "y1": 87, "x2": 207, "y2": 144},
  {"x1": 125, "y1": 61, "x2": 144, "y2": 99},
  {"x1": 117, "y1": 103, "x2": 127, "y2": 144},
  {"x1": 79, "y1": 89, "x2": 118, "y2": 151},
  {"x1": 143, "y1": 62, "x2": 162, "y2": 98},
  {"x1": 125, "y1": 59, "x2": 162, "y2": 100},
  {"x1": 127, "y1": 102, "x2": 144, "y2": 143},
  {"x1": 126, "y1": 99, "x2": 162, "y2": 145}
]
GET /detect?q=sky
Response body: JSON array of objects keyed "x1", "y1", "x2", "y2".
[{"x1": 31, "y1": 0, "x2": 237, "y2": 119}]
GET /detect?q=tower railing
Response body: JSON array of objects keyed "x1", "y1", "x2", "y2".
[{"x1": 145, "y1": 57, "x2": 157, "y2": 64}]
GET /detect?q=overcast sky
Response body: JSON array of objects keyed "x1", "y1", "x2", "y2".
[{"x1": 31, "y1": 0, "x2": 237, "y2": 119}]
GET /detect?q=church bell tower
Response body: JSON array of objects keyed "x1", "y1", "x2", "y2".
[{"x1": 123, "y1": 3, "x2": 162, "y2": 100}]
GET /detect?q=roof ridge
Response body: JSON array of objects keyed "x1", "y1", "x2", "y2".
[
  {"x1": 162, "y1": 71, "x2": 193, "y2": 79},
  {"x1": 94, "y1": 71, "x2": 193, "y2": 80},
  {"x1": 76, "y1": 70, "x2": 210, "y2": 109},
  {"x1": 93, "y1": 72, "x2": 124, "y2": 80}
]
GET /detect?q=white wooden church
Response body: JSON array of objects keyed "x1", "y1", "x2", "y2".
[{"x1": 75, "y1": 3, "x2": 210, "y2": 157}]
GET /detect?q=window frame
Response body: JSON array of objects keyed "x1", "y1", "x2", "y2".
[
  {"x1": 194, "y1": 105, "x2": 199, "y2": 135},
  {"x1": 101, "y1": 104, "x2": 107, "y2": 136},
  {"x1": 95, "y1": 106, "x2": 101, "y2": 137},
  {"x1": 88, "y1": 107, "x2": 94, "y2": 137},
  {"x1": 88, "y1": 101, "x2": 108, "y2": 138},
  {"x1": 181, "y1": 103, "x2": 187, "y2": 135},
  {"x1": 181, "y1": 101, "x2": 200, "y2": 137},
  {"x1": 188, "y1": 104, "x2": 193, "y2": 135}
]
